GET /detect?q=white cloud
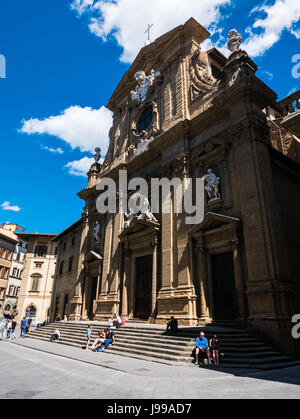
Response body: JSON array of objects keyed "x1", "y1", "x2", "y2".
[
  {"x1": 71, "y1": 0, "x2": 231, "y2": 63},
  {"x1": 42, "y1": 146, "x2": 64, "y2": 154},
  {"x1": 19, "y1": 105, "x2": 113, "y2": 154},
  {"x1": 64, "y1": 156, "x2": 95, "y2": 177},
  {"x1": 243, "y1": 0, "x2": 300, "y2": 57},
  {"x1": 1, "y1": 201, "x2": 22, "y2": 212},
  {"x1": 71, "y1": 0, "x2": 94, "y2": 15}
]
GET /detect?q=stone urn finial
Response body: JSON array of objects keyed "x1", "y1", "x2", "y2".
[
  {"x1": 227, "y1": 29, "x2": 242, "y2": 53},
  {"x1": 94, "y1": 147, "x2": 101, "y2": 163}
]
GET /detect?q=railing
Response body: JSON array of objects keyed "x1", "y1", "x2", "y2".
[{"x1": 279, "y1": 90, "x2": 300, "y2": 116}]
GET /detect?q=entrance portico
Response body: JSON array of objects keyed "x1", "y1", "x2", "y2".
[
  {"x1": 190, "y1": 212, "x2": 248, "y2": 325},
  {"x1": 81, "y1": 251, "x2": 103, "y2": 320},
  {"x1": 119, "y1": 218, "x2": 159, "y2": 322}
]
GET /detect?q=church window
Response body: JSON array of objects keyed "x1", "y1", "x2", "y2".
[{"x1": 138, "y1": 106, "x2": 153, "y2": 133}]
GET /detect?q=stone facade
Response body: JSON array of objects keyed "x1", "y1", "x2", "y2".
[
  {"x1": 50, "y1": 219, "x2": 84, "y2": 321},
  {"x1": 3, "y1": 226, "x2": 28, "y2": 318},
  {"x1": 16, "y1": 233, "x2": 57, "y2": 325},
  {"x1": 53, "y1": 18, "x2": 300, "y2": 358},
  {"x1": 0, "y1": 227, "x2": 18, "y2": 317}
]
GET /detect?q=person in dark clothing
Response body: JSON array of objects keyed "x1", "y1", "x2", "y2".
[
  {"x1": 10, "y1": 320, "x2": 17, "y2": 339},
  {"x1": 20, "y1": 318, "x2": 27, "y2": 337},
  {"x1": 101, "y1": 328, "x2": 115, "y2": 351},
  {"x1": 210, "y1": 335, "x2": 220, "y2": 366},
  {"x1": 166, "y1": 317, "x2": 178, "y2": 335}
]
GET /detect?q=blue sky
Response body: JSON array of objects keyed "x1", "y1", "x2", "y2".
[{"x1": 0, "y1": 0, "x2": 299, "y2": 234}]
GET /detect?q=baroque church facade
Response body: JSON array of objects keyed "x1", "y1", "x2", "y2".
[{"x1": 51, "y1": 18, "x2": 300, "y2": 358}]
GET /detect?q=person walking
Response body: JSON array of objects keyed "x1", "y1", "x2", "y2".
[
  {"x1": 0, "y1": 319, "x2": 6, "y2": 341},
  {"x1": 10, "y1": 319, "x2": 17, "y2": 340},
  {"x1": 86, "y1": 325, "x2": 92, "y2": 350},
  {"x1": 27, "y1": 317, "x2": 32, "y2": 333},
  {"x1": 20, "y1": 317, "x2": 27, "y2": 337},
  {"x1": 6, "y1": 319, "x2": 12, "y2": 339}
]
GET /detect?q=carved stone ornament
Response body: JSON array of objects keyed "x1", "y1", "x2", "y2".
[
  {"x1": 133, "y1": 137, "x2": 155, "y2": 157},
  {"x1": 93, "y1": 220, "x2": 101, "y2": 244},
  {"x1": 190, "y1": 49, "x2": 217, "y2": 102},
  {"x1": 131, "y1": 70, "x2": 161, "y2": 103},
  {"x1": 202, "y1": 169, "x2": 221, "y2": 202},
  {"x1": 227, "y1": 29, "x2": 242, "y2": 53},
  {"x1": 94, "y1": 147, "x2": 101, "y2": 163},
  {"x1": 131, "y1": 102, "x2": 159, "y2": 141},
  {"x1": 123, "y1": 193, "x2": 158, "y2": 230}
]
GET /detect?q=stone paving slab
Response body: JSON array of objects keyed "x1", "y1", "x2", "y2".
[
  {"x1": 6, "y1": 337, "x2": 232, "y2": 378},
  {"x1": 1, "y1": 340, "x2": 300, "y2": 399}
]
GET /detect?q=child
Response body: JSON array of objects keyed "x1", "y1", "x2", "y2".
[
  {"x1": 6, "y1": 319, "x2": 12, "y2": 339},
  {"x1": 209, "y1": 335, "x2": 220, "y2": 366},
  {"x1": 86, "y1": 324, "x2": 92, "y2": 350}
]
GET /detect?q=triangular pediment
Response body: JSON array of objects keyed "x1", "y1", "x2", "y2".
[
  {"x1": 119, "y1": 217, "x2": 160, "y2": 240},
  {"x1": 189, "y1": 212, "x2": 240, "y2": 235},
  {"x1": 83, "y1": 251, "x2": 103, "y2": 265},
  {"x1": 107, "y1": 18, "x2": 210, "y2": 112}
]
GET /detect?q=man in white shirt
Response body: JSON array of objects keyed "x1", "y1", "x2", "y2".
[{"x1": 50, "y1": 328, "x2": 60, "y2": 343}]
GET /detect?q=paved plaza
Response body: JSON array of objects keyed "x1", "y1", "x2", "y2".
[{"x1": 0, "y1": 338, "x2": 300, "y2": 399}]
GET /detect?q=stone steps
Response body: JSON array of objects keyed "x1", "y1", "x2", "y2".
[
  {"x1": 29, "y1": 329, "x2": 281, "y2": 358},
  {"x1": 27, "y1": 322, "x2": 299, "y2": 369}
]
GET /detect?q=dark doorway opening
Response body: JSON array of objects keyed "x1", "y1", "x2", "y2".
[
  {"x1": 135, "y1": 255, "x2": 153, "y2": 319},
  {"x1": 88, "y1": 276, "x2": 98, "y2": 318},
  {"x1": 62, "y1": 295, "x2": 69, "y2": 317},
  {"x1": 211, "y1": 252, "x2": 237, "y2": 320}
]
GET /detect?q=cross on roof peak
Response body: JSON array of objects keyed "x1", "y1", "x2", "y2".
[{"x1": 145, "y1": 24, "x2": 153, "y2": 45}]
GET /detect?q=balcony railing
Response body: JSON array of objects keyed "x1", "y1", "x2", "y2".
[{"x1": 279, "y1": 90, "x2": 300, "y2": 116}]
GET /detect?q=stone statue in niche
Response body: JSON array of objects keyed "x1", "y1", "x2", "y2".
[
  {"x1": 93, "y1": 220, "x2": 101, "y2": 244},
  {"x1": 202, "y1": 169, "x2": 221, "y2": 201},
  {"x1": 131, "y1": 70, "x2": 161, "y2": 103},
  {"x1": 189, "y1": 49, "x2": 217, "y2": 102}
]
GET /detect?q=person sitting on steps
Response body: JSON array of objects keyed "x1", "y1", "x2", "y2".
[
  {"x1": 92, "y1": 330, "x2": 106, "y2": 351},
  {"x1": 166, "y1": 316, "x2": 178, "y2": 335},
  {"x1": 99, "y1": 328, "x2": 115, "y2": 352},
  {"x1": 195, "y1": 331, "x2": 212, "y2": 366},
  {"x1": 50, "y1": 328, "x2": 60, "y2": 343}
]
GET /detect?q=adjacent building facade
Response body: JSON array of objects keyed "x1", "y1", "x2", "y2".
[
  {"x1": 2, "y1": 224, "x2": 28, "y2": 318},
  {"x1": 50, "y1": 219, "x2": 84, "y2": 321},
  {"x1": 16, "y1": 233, "x2": 57, "y2": 324},
  {"x1": 0, "y1": 226, "x2": 18, "y2": 317},
  {"x1": 49, "y1": 19, "x2": 300, "y2": 358}
]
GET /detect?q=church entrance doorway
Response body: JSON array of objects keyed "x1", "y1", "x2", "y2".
[
  {"x1": 211, "y1": 252, "x2": 237, "y2": 320},
  {"x1": 88, "y1": 276, "x2": 98, "y2": 319},
  {"x1": 134, "y1": 255, "x2": 153, "y2": 319}
]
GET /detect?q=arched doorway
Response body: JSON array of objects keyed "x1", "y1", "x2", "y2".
[{"x1": 26, "y1": 305, "x2": 37, "y2": 320}]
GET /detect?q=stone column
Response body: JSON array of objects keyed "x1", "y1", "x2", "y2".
[
  {"x1": 232, "y1": 238, "x2": 248, "y2": 324},
  {"x1": 81, "y1": 269, "x2": 89, "y2": 320},
  {"x1": 150, "y1": 237, "x2": 158, "y2": 321},
  {"x1": 195, "y1": 236, "x2": 211, "y2": 323},
  {"x1": 121, "y1": 244, "x2": 131, "y2": 318}
]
